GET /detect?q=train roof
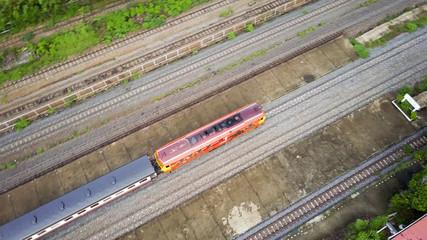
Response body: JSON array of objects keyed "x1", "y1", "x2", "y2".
[
  {"x1": 156, "y1": 103, "x2": 264, "y2": 165},
  {"x1": 0, "y1": 156, "x2": 155, "y2": 240}
]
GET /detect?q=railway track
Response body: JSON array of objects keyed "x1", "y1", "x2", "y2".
[
  {"x1": 239, "y1": 133, "x2": 427, "y2": 240},
  {"x1": 0, "y1": 0, "x2": 254, "y2": 122},
  {"x1": 0, "y1": 0, "x2": 419, "y2": 194},
  {"x1": 50, "y1": 27, "x2": 427, "y2": 240},
  {"x1": 1, "y1": 0, "x2": 238, "y2": 89},
  {"x1": 0, "y1": 0, "x2": 349, "y2": 154}
]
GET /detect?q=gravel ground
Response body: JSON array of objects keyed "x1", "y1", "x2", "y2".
[
  {"x1": 0, "y1": 0, "x2": 419, "y2": 194},
  {"x1": 47, "y1": 23, "x2": 427, "y2": 240}
]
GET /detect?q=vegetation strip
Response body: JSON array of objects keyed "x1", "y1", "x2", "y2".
[
  {"x1": 0, "y1": 0, "x2": 315, "y2": 133},
  {"x1": 0, "y1": 0, "x2": 212, "y2": 83}
]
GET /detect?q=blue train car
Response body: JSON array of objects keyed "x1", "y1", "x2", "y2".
[{"x1": 0, "y1": 155, "x2": 156, "y2": 240}]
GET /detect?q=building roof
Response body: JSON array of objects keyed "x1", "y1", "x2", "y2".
[{"x1": 390, "y1": 213, "x2": 427, "y2": 240}]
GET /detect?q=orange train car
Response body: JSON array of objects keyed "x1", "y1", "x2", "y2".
[{"x1": 155, "y1": 103, "x2": 266, "y2": 172}]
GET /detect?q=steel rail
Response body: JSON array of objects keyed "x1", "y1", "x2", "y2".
[
  {"x1": 0, "y1": 0, "x2": 353, "y2": 156},
  {"x1": 63, "y1": 31, "x2": 426, "y2": 240},
  {"x1": 0, "y1": 0, "x2": 419, "y2": 196},
  {"x1": 241, "y1": 134, "x2": 427, "y2": 240},
  {"x1": 0, "y1": 0, "x2": 238, "y2": 89},
  {"x1": 0, "y1": 0, "x2": 277, "y2": 122}
]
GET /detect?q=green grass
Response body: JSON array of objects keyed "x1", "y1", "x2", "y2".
[
  {"x1": 0, "y1": 0, "x2": 117, "y2": 36},
  {"x1": 366, "y1": 14, "x2": 427, "y2": 49},
  {"x1": 243, "y1": 24, "x2": 254, "y2": 32},
  {"x1": 360, "y1": 0, "x2": 378, "y2": 7},
  {"x1": 220, "y1": 8, "x2": 233, "y2": 17},
  {"x1": 0, "y1": 0, "x2": 212, "y2": 84},
  {"x1": 15, "y1": 118, "x2": 31, "y2": 131},
  {"x1": 6, "y1": 162, "x2": 16, "y2": 169},
  {"x1": 65, "y1": 95, "x2": 77, "y2": 107},
  {"x1": 349, "y1": 39, "x2": 370, "y2": 58},
  {"x1": 227, "y1": 31, "x2": 236, "y2": 40},
  {"x1": 297, "y1": 26, "x2": 316, "y2": 37},
  {"x1": 47, "y1": 108, "x2": 56, "y2": 114}
]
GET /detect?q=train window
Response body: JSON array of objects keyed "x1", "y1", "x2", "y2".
[
  {"x1": 77, "y1": 210, "x2": 86, "y2": 215},
  {"x1": 37, "y1": 230, "x2": 46, "y2": 235},
  {"x1": 188, "y1": 134, "x2": 203, "y2": 146},
  {"x1": 205, "y1": 127, "x2": 215, "y2": 136},
  {"x1": 188, "y1": 136, "x2": 197, "y2": 145},
  {"x1": 201, "y1": 131, "x2": 208, "y2": 139},
  {"x1": 139, "y1": 178, "x2": 148, "y2": 184},
  {"x1": 214, "y1": 124, "x2": 223, "y2": 132},
  {"x1": 64, "y1": 216, "x2": 73, "y2": 221},
  {"x1": 225, "y1": 114, "x2": 242, "y2": 127},
  {"x1": 220, "y1": 121, "x2": 228, "y2": 129},
  {"x1": 127, "y1": 184, "x2": 135, "y2": 189},
  {"x1": 116, "y1": 190, "x2": 124, "y2": 196},
  {"x1": 195, "y1": 134, "x2": 202, "y2": 142},
  {"x1": 90, "y1": 203, "x2": 99, "y2": 208}
]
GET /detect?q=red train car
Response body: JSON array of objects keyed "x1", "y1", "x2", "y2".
[{"x1": 155, "y1": 103, "x2": 266, "y2": 172}]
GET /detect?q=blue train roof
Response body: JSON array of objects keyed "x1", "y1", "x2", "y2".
[{"x1": 0, "y1": 155, "x2": 155, "y2": 240}]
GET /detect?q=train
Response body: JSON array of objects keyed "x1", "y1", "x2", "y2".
[{"x1": 0, "y1": 103, "x2": 265, "y2": 240}]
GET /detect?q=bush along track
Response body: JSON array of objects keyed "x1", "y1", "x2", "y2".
[
  {"x1": 347, "y1": 12, "x2": 427, "y2": 59},
  {"x1": 0, "y1": 0, "x2": 211, "y2": 83},
  {"x1": 0, "y1": 0, "x2": 119, "y2": 35}
]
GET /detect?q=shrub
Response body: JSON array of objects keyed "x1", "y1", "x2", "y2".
[
  {"x1": 37, "y1": 148, "x2": 44, "y2": 153},
  {"x1": 6, "y1": 162, "x2": 16, "y2": 169},
  {"x1": 348, "y1": 38, "x2": 360, "y2": 46},
  {"x1": 414, "y1": 149, "x2": 427, "y2": 161},
  {"x1": 21, "y1": 32, "x2": 35, "y2": 42},
  {"x1": 353, "y1": 44, "x2": 370, "y2": 58},
  {"x1": 220, "y1": 11, "x2": 228, "y2": 17},
  {"x1": 400, "y1": 100, "x2": 412, "y2": 113},
  {"x1": 410, "y1": 111, "x2": 417, "y2": 120},
  {"x1": 15, "y1": 118, "x2": 31, "y2": 131},
  {"x1": 417, "y1": 76, "x2": 427, "y2": 92},
  {"x1": 388, "y1": 168, "x2": 427, "y2": 214},
  {"x1": 244, "y1": 24, "x2": 254, "y2": 32},
  {"x1": 402, "y1": 144, "x2": 414, "y2": 155},
  {"x1": 65, "y1": 95, "x2": 77, "y2": 107},
  {"x1": 47, "y1": 108, "x2": 56, "y2": 114},
  {"x1": 228, "y1": 31, "x2": 236, "y2": 40},
  {"x1": 345, "y1": 216, "x2": 386, "y2": 240},
  {"x1": 396, "y1": 94, "x2": 404, "y2": 102},
  {"x1": 399, "y1": 85, "x2": 413, "y2": 95},
  {"x1": 405, "y1": 22, "x2": 418, "y2": 32},
  {"x1": 412, "y1": 15, "x2": 427, "y2": 28}
]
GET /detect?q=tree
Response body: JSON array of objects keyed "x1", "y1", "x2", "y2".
[
  {"x1": 345, "y1": 217, "x2": 386, "y2": 240},
  {"x1": 389, "y1": 169, "x2": 427, "y2": 213}
]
